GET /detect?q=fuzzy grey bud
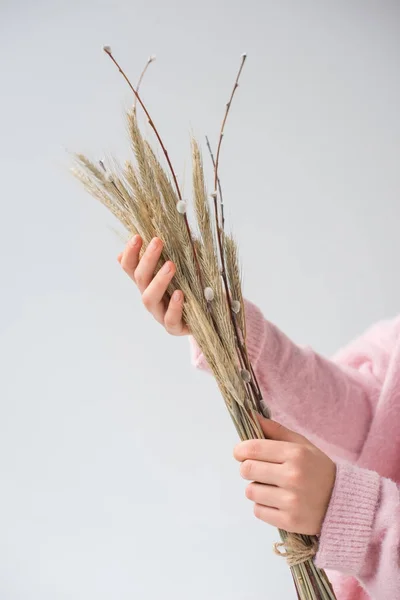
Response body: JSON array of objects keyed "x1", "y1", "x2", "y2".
[
  {"x1": 204, "y1": 287, "x2": 214, "y2": 301},
  {"x1": 103, "y1": 45, "x2": 112, "y2": 54},
  {"x1": 260, "y1": 400, "x2": 271, "y2": 419},
  {"x1": 232, "y1": 300, "x2": 241, "y2": 314},
  {"x1": 240, "y1": 369, "x2": 251, "y2": 383},
  {"x1": 176, "y1": 200, "x2": 187, "y2": 214}
]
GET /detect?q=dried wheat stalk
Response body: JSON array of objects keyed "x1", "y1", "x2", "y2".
[{"x1": 71, "y1": 47, "x2": 337, "y2": 600}]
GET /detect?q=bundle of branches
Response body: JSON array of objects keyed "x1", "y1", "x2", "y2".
[{"x1": 72, "y1": 46, "x2": 336, "y2": 600}]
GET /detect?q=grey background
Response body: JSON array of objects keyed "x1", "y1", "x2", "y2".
[{"x1": 1, "y1": 1, "x2": 399, "y2": 598}]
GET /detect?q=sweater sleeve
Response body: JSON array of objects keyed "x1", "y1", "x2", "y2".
[
  {"x1": 315, "y1": 461, "x2": 400, "y2": 598},
  {"x1": 189, "y1": 299, "x2": 385, "y2": 458}
]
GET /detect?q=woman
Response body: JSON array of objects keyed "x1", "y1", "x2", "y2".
[{"x1": 117, "y1": 233, "x2": 400, "y2": 600}]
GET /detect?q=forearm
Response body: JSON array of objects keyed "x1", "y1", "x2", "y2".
[{"x1": 190, "y1": 299, "x2": 378, "y2": 456}]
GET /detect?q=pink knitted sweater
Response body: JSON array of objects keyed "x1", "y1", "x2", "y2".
[{"x1": 189, "y1": 299, "x2": 400, "y2": 600}]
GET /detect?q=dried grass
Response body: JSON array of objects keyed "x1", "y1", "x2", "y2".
[{"x1": 71, "y1": 47, "x2": 337, "y2": 600}]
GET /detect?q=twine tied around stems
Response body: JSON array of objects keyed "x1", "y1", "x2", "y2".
[{"x1": 273, "y1": 533, "x2": 319, "y2": 567}]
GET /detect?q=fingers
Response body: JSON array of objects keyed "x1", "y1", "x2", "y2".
[
  {"x1": 120, "y1": 236, "x2": 165, "y2": 295},
  {"x1": 164, "y1": 290, "x2": 189, "y2": 336},
  {"x1": 142, "y1": 261, "x2": 176, "y2": 324},
  {"x1": 257, "y1": 416, "x2": 306, "y2": 445},
  {"x1": 245, "y1": 482, "x2": 286, "y2": 509},
  {"x1": 234, "y1": 439, "x2": 292, "y2": 464},
  {"x1": 120, "y1": 235, "x2": 142, "y2": 280},
  {"x1": 131, "y1": 237, "x2": 163, "y2": 293},
  {"x1": 118, "y1": 235, "x2": 189, "y2": 336},
  {"x1": 252, "y1": 504, "x2": 288, "y2": 530},
  {"x1": 239, "y1": 459, "x2": 283, "y2": 487}
]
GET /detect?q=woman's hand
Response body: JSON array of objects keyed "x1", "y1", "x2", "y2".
[
  {"x1": 234, "y1": 415, "x2": 337, "y2": 536},
  {"x1": 118, "y1": 235, "x2": 189, "y2": 336}
]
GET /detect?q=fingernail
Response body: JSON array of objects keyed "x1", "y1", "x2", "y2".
[
  {"x1": 173, "y1": 290, "x2": 181, "y2": 302},
  {"x1": 130, "y1": 235, "x2": 139, "y2": 247},
  {"x1": 163, "y1": 262, "x2": 172, "y2": 274},
  {"x1": 149, "y1": 237, "x2": 159, "y2": 250}
]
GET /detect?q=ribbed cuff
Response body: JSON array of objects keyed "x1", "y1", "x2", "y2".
[
  {"x1": 242, "y1": 299, "x2": 269, "y2": 368},
  {"x1": 315, "y1": 461, "x2": 381, "y2": 575},
  {"x1": 188, "y1": 299, "x2": 268, "y2": 372},
  {"x1": 188, "y1": 335, "x2": 209, "y2": 370}
]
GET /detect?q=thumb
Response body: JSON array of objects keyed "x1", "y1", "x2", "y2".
[{"x1": 257, "y1": 413, "x2": 307, "y2": 445}]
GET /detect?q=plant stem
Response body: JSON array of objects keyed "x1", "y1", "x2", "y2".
[
  {"x1": 103, "y1": 47, "x2": 205, "y2": 294},
  {"x1": 104, "y1": 48, "x2": 181, "y2": 201},
  {"x1": 205, "y1": 135, "x2": 224, "y2": 229},
  {"x1": 134, "y1": 55, "x2": 156, "y2": 115},
  {"x1": 211, "y1": 78, "x2": 330, "y2": 600},
  {"x1": 213, "y1": 53, "x2": 247, "y2": 199},
  {"x1": 208, "y1": 54, "x2": 264, "y2": 415}
]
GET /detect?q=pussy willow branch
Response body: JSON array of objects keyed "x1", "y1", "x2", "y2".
[
  {"x1": 103, "y1": 47, "x2": 181, "y2": 199},
  {"x1": 305, "y1": 561, "x2": 322, "y2": 597},
  {"x1": 205, "y1": 134, "x2": 263, "y2": 411},
  {"x1": 103, "y1": 47, "x2": 204, "y2": 293},
  {"x1": 210, "y1": 55, "x2": 245, "y2": 304},
  {"x1": 213, "y1": 53, "x2": 247, "y2": 198},
  {"x1": 205, "y1": 135, "x2": 224, "y2": 229},
  {"x1": 208, "y1": 54, "x2": 263, "y2": 415},
  {"x1": 134, "y1": 55, "x2": 156, "y2": 115}
]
